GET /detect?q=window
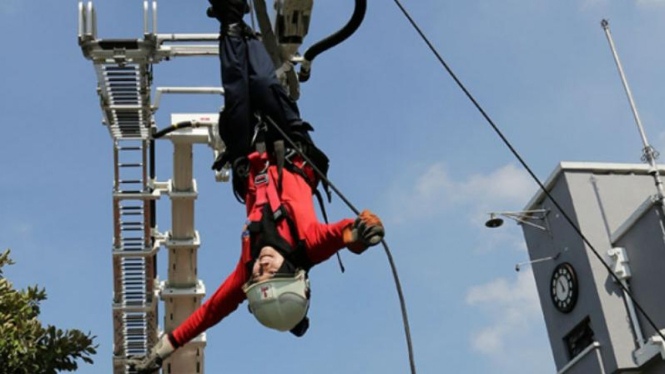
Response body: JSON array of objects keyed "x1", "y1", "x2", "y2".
[{"x1": 565, "y1": 317, "x2": 595, "y2": 360}]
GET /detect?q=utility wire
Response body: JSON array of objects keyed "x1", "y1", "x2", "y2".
[
  {"x1": 392, "y1": 0, "x2": 665, "y2": 343},
  {"x1": 264, "y1": 115, "x2": 417, "y2": 374}
]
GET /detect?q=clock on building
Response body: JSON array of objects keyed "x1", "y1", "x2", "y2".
[{"x1": 550, "y1": 262, "x2": 578, "y2": 313}]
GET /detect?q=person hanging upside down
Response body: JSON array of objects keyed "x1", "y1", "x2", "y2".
[{"x1": 128, "y1": 3, "x2": 385, "y2": 372}]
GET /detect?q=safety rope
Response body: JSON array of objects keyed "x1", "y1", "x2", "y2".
[
  {"x1": 392, "y1": 0, "x2": 665, "y2": 344},
  {"x1": 264, "y1": 116, "x2": 418, "y2": 374}
]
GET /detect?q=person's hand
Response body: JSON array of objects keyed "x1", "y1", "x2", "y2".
[
  {"x1": 127, "y1": 335, "x2": 175, "y2": 374},
  {"x1": 344, "y1": 210, "x2": 385, "y2": 254},
  {"x1": 206, "y1": 6, "x2": 217, "y2": 18},
  {"x1": 211, "y1": 151, "x2": 228, "y2": 171},
  {"x1": 206, "y1": 0, "x2": 221, "y2": 20}
]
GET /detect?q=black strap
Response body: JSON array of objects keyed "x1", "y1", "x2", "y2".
[
  {"x1": 249, "y1": 204, "x2": 312, "y2": 272},
  {"x1": 274, "y1": 140, "x2": 286, "y2": 192},
  {"x1": 281, "y1": 210, "x2": 312, "y2": 271}
]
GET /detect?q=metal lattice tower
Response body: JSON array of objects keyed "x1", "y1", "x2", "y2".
[{"x1": 78, "y1": 2, "x2": 221, "y2": 372}]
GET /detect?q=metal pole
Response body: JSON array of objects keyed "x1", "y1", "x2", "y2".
[
  {"x1": 156, "y1": 34, "x2": 220, "y2": 42},
  {"x1": 152, "y1": 87, "x2": 224, "y2": 111},
  {"x1": 621, "y1": 281, "x2": 646, "y2": 347},
  {"x1": 152, "y1": 1, "x2": 158, "y2": 35},
  {"x1": 143, "y1": 1, "x2": 149, "y2": 36},
  {"x1": 601, "y1": 19, "x2": 665, "y2": 201}
]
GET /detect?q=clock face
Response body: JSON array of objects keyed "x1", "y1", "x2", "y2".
[{"x1": 550, "y1": 262, "x2": 578, "y2": 313}]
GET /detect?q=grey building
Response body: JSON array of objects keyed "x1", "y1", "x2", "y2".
[{"x1": 520, "y1": 162, "x2": 665, "y2": 373}]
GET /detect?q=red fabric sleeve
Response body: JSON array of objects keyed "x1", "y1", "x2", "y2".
[
  {"x1": 302, "y1": 217, "x2": 354, "y2": 264},
  {"x1": 170, "y1": 249, "x2": 250, "y2": 346}
]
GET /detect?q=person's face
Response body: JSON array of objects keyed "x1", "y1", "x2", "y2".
[{"x1": 252, "y1": 246, "x2": 285, "y2": 283}]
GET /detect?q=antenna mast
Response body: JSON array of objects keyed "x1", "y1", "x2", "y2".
[{"x1": 601, "y1": 19, "x2": 665, "y2": 201}]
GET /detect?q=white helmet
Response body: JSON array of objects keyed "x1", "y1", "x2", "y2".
[{"x1": 243, "y1": 269, "x2": 310, "y2": 332}]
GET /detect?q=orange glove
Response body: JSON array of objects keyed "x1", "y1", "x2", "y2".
[{"x1": 343, "y1": 210, "x2": 385, "y2": 254}]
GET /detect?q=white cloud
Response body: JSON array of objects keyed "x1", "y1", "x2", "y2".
[
  {"x1": 412, "y1": 162, "x2": 456, "y2": 205},
  {"x1": 386, "y1": 162, "x2": 535, "y2": 224},
  {"x1": 466, "y1": 269, "x2": 550, "y2": 367},
  {"x1": 458, "y1": 163, "x2": 535, "y2": 207}
]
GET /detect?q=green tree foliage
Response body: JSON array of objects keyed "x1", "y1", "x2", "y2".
[{"x1": 0, "y1": 249, "x2": 97, "y2": 373}]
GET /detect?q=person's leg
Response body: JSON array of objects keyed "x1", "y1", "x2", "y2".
[
  {"x1": 219, "y1": 35, "x2": 254, "y2": 162},
  {"x1": 246, "y1": 38, "x2": 302, "y2": 131}
]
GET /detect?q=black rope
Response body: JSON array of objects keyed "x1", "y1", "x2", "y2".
[
  {"x1": 392, "y1": 0, "x2": 665, "y2": 343},
  {"x1": 264, "y1": 116, "x2": 417, "y2": 374}
]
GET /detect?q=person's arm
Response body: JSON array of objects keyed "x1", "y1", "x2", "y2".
[
  {"x1": 302, "y1": 218, "x2": 354, "y2": 264},
  {"x1": 275, "y1": 167, "x2": 384, "y2": 264},
  {"x1": 302, "y1": 210, "x2": 385, "y2": 264},
  {"x1": 170, "y1": 257, "x2": 248, "y2": 347},
  {"x1": 129, "y1": 255, "x2": 249, "y2": 373}
]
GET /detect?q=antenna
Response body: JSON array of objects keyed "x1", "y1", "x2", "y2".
[
  {"x1": 601, "y1": 19, "x2": 665, "y2": 202},
  {"x1": 515, "y1": 252, "x2": 561, "y2": 272}
]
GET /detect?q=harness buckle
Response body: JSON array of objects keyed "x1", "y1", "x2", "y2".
[
  {"x1": 273, "y1": 205, "x2": 289, "y2": 221},
  {"x1": 284, "y1": 148, "x2": 297, "y2": 164},
  {"x1": 254, "y1": 173, "x2": 269, "y2": 185},
  {"x1": 251, "y1": 120, "x2": 268, "y2": 147},
  {"x1": 285, "y1": 148, "x2": 308, "y2": 169}
]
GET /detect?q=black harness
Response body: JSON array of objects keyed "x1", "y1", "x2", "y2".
[{"x1": 240, "y1": 119, "x2": 334, "y2": 338}]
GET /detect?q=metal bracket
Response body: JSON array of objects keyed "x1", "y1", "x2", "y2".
[
  {"x1": 607, "y1": 247, "x2": 632, "y2": 281},
  {"x1": 112, "y1": 48, "x2": 128, "y2": 65},
  {"x1": 274, "y1": 0, "x2": 313, "y2": 60},
  {"x1": 634, "y1": 332, "x2": 665, "y2": 366}
]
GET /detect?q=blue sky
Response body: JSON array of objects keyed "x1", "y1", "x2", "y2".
[{"x1": 2, "y1": 1, "x2": 665, "y2": 373}]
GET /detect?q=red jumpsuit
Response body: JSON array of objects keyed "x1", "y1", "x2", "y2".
[{"x1": 170, "y1": 153, "x2": 353, "y2": 347}]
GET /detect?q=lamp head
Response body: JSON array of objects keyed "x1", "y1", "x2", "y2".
[{"x1": 485, "y1": 214, "x2": 504, "y2": 228}]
